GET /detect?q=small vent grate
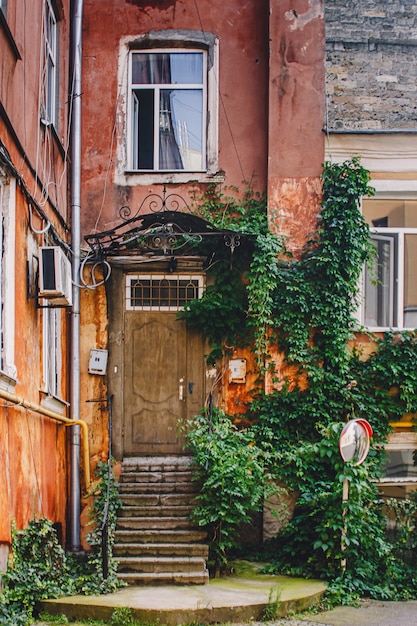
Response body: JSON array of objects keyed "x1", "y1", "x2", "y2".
[{"x1": 126, "y1": 274, "x2": 204, "y2": 311}]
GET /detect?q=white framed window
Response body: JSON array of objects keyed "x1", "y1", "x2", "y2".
[
  {"x1": 377, "y1": 433, "x2": 417, "y2": 490},
  {"x1": 358, "y1": 199, "x2": 417, "y2": 330},
  {"x1": 42, "y1": 305, "x2": 62, "y2": 398},
  {"x1": 126, "y1": 274, "x2": 204, "y2": 311},
  {"x1": 43, "y1": 0, "x2": 57, "y2": 126},
  {"x1": 0, "y1": 172, "x2": 16, "y2": 385},
  {"x1": 129, "y1": 49, "x2": 207, "y2": 172},
  {"x1": 117, "y1": 33, "x2": 219, "y2": 184}
]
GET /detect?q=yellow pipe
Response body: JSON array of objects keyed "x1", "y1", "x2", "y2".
[{"x1": 0, "y1": 387, "x2": 90, "y2": 489}]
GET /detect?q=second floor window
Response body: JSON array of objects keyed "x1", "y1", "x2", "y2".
[
  {"x1": 129, "y1": 49, "x2": 206, "y2": 172},
  {"x1": 360, "y1": 199, "x2": 417, "y2": 330},
  {"x1": 43, "y1": 0, "x2": 57, "y2": 125}
]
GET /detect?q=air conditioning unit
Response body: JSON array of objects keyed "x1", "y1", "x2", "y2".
[{"x1": 39, "y1": 246, "x2": 73, "y2": 307}]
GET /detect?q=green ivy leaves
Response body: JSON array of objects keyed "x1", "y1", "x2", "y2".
[{"x1": 184, "y1": 409, "x2": 276, "y2": 575}]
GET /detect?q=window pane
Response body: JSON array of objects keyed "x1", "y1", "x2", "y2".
[
  {"x1": 383, "y1": 449, "x2": 417, "y2": 479},
  {"x1": 159, "y1": 89, "x2": 202, "y2": 170},
  {"x1": 132, "y1": 52, "x2": 203, "y2": 85},
  {"x1": 44, "y1": 0, "x2": 57, "y2": 124},
  {"x1": 364, "y1": 235, "x2": 395, "y2": 327},
  {"x1": 170, "y1": 53, "x2": 203, "y2": 83},
  {"x1": 134, "y1": 90, "x2": 154, "y2": 169},
  {"x1": 130, "y1": 50, "x2": 205, "y2": 172}
]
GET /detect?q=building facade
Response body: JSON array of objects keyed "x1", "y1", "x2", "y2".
[
  {"x1": 76, "y1": 0, "x2": 325, "y2": 547},
  {"x1": 1, "y1": 0, "x2": 416, "y2": 578},
  {"x1": 326, "y1": 0, "x2": 417, "y2": 497},
  {"x1": 0, "y1": 0, "x2": 72, "y2": 568}
]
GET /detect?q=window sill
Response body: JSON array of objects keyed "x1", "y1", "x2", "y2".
[
  {"x1": 40, "y1": 392, "x2": 69, "y2": 415},
  {"x1": 359, "y1": 326, "x2": 417, "y2": 333},
  {"x1": 376, "y1": 477, "x2": 417, "y2": 485},
  {"x1": 0, "y1": 370, "x2": 17, "y2": 393},
  {"x1": 120, "y1": 170, "x2": 225, "y2": 187},
  {"x1": 0, "y1": 11, "x2": 21, "y2": 60}
]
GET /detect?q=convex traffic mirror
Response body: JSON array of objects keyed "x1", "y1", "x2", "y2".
[{"x1": 339, "y1": 419, "x2": 373, "y2": 466}]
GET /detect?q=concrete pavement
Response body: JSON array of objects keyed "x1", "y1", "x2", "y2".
[
  {"x1": 36, "y1": 598, "x2": 417, "y2": 626},
  {"x1": 37, "y1": 560, "x2": 417, "y2": 626},
  {"x1": 286, "y1": 599, "x2": 417, "y2": 626},
  {"x1": 39, "y1": 573, "x2": 326, "y2": 624}
]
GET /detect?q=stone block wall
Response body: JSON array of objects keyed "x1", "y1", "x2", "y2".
[{"x1": 325, "y1": 0, "x2": 417, "y2": 130}]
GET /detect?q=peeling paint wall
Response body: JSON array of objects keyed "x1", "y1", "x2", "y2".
[
  {"x1": 78, "y1": 0, "x2": 327, "y2": 478},
  {"x1": 268, "y1": 0, "x2": 325, "y2": 251},
  {"x1": 0, "y1": 0, "x2": 72, "y2": 551}
]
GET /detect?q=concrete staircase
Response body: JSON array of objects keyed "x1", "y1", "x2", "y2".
[{"x1": 114, "y1": 456, "x2": 209, "y2": 585}]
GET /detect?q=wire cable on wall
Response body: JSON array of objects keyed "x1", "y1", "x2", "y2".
[
  {"x1": 193, "y1": 0, "x2": 246, "y2": 181},
  {"x1": 92, "y1": 49, "x2": 129, "y2": 234}
]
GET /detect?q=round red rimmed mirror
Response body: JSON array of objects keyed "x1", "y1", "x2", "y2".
[{"x1": 339, "y1": 419, "x2": 372, "y2": 466}]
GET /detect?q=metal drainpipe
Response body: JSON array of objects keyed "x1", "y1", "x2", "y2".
[{"x1": 69, "y1": 0, "x2": 84, "y2": 551}]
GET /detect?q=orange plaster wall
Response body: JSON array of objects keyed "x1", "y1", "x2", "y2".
[
  {"x1": 268, "y1": 176, "x2": 323, "y2": 254},
  {"x1": 222, "y1": 348, "x2": 260, "y2": 419},
  {"x1": 0, "y1": 151, "x2": 70, "y2": 546},
  {"x1": 267, "y1": 0, "x2": 325, "y2": 250},
  {"x1": 0, "y1": 406, "x2": 67, "y2": 543},
  {"x1": 266, "y1": 1, "x2": 325, "y2": 389},
  {"x1": 79, "y1": 279, "x2": 110, "y2": 464}
]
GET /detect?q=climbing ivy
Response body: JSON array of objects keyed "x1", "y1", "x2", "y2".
[
  {"x1": 74, "y1": 460, "x2": 123, "y2": 595},
  {"x1": 0, "y1": 461, "x2": 123, "y2": 624},
  {"x1": 183, "y1": 182, "x2": 282, "y2": 368},
  {"x1": 184, "y1": 159, "x2": 417, "y2": 601}
]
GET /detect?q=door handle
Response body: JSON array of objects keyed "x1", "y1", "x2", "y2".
[{"x1": 179, "y1": 378, "x2": 184, "y2": 401}]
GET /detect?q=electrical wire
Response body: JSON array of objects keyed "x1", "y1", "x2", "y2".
[
  {"x1": 29, "y1": 203, "x2": 51, "y2": 234},
  {"x1": 92, "y1": 49, "x2": 129, "y2": 234},
  {"x1": 193, "y1": 0, "x2": 246, "y2": 181},
  {"x1": 74, "y1": 253, "x2": 112, "y2": 290}
]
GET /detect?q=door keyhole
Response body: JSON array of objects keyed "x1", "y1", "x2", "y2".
[{"x1": 188, "y1": 382, "x2": 194, "y2": 395}]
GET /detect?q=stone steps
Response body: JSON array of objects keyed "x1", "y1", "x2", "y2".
[
  {"x1": 114, "y1": 542, "x2": 209, "y2": 558},
  {"x1": 119, "y1": 493, "x2": 197, "y2": 507},
  {"x1": 116, "y1": 516, "x2": 198, "y2": 531},
  {"x1": 118, "y1": 481, "x2": 197, "y2": 495},
  {"x1": 117, "y1": 570, "x2": 208, "y2": 585},
  {"x1": 115, "y1": 456, "x2": 209, "y2": 585},
  {"x1": 118, "y1": 505, "x2": 193, "y2": 518},
  {"x1": 117, "y1": 556, "x2": 207, "y2": 574},
  {"x1": 115, "y1": 529, "x2": 208, "y2": 544}
]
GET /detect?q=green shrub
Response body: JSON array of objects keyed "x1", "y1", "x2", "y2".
[
  {"x1": 184, "y1": 408, "x2": 276, "y2": 575},
  {"x1": 0, "y1": 518, "x2": 74, "y2": 624},
  {"x1": 184, "y1": 160, "x2": 417, "y2": 602}
]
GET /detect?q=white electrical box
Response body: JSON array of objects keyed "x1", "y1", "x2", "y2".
[
  {"x1": 228, "y1": 358, "x2": 247, "y2": 383},
  {"x1": 88, "y1": 349, "x2": 108, "y2": 375}
]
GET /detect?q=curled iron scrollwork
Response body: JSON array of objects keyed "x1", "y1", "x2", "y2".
[{"x1": 119, "y1": 186, "x2": 190, "y2": 222}]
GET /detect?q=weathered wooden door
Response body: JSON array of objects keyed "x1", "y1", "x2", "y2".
[{"x1": 123, "y1": 310, "x2": 204, "y2": 456}]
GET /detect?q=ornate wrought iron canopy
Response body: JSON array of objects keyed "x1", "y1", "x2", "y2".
[{"x1": 85, "y1": 188, "x2": 252, "y2": 260}]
